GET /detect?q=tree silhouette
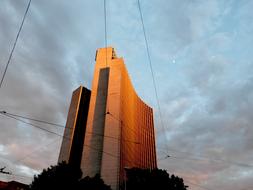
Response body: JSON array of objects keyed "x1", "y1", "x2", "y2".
[
  {"x1": 77, "y1": 174, "x2": 111, "y2": 190},
  {"x1": 29, "y1": 162, "x2": 111, "y2": 190},
  {"x1": 125, "y1": 168, "x2": 188, "y2": 190},
  {"x1": 29, "y1": 163, "x2": 187, "y2": 190}
]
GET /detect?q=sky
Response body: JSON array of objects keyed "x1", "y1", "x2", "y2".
[{"x1": 0, "y1": 0, "x2": 253, "y2": 189}]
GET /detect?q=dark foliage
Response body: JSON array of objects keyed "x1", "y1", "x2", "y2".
[
  {"x1": 77, "y1": 174, "x2": 112, "y2": 190},
  {"x1": 29, "y1": 162, "x2": 111, "y2": 190},
  {"x1": 126, "y1": 168, "x2": 188, "y2": 190}
]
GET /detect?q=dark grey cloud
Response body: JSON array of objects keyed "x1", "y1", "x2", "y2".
[
  {"x1": 0, "y1": 0, "x2": 104, "y2": 183},
  {"x1": 0, "y1": 0, "x2": 253, "y2": 189}
]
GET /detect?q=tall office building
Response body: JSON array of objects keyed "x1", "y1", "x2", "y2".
[{"x1": 58, "y1": 47, "x2": 157, "y2": 190}]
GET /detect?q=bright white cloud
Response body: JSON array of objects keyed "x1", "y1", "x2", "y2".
[
  {"x1": 0, "y1": 144, "x2": 8, "y2": 156},
  {"x1": 16, "y1": 165, "x2": 40, "y2": 177}
]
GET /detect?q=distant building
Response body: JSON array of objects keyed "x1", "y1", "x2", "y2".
[
  {"x1": 0, "y1": 180, "x2": 28, "y2": 190},
  {"x1": 58, "y1": 86, "x2": 91, "y2": 169},
  {"x1": 58, "y1": 47, "x2": 157, "y2": 190}
]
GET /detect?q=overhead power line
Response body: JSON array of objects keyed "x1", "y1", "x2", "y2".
[
  {"x1": 2, "y1": 110, "x2": 252, "y2": 168},
  {"x1": 2, "y1": 110, "x2": 253, "y2": 168},
  {"x1": 0, "y1": 110, "x2": 140, "y2": 144},
  {"x1": 136, "y1": 0, "x2": 169, "y2": 151},
  {"x1": 0, "y1": 0, "x2": 32, "y2": 89},
  {"x1": 0, "y1": 111, "x2": 138, "y2": 164},
  {"x1": 0, "y1": 112, "x2": 117, "y2": 159},
  {"x1": 1, "y1": 111, "x2": 63, "y2": 127},
  {"x1": 158, "y1": 147, "x2": 253, "y2": 168},
  {"x1": 104, "y1": 0, "x2": 108, "y2": 67},
  {"x1": 1, "y1": 113, "x2": 63, "y2": 137},
  {"x1": 0, "y1": 168, "x2": 33, "y2": 179},
  {"x1": 106, "y1": 111, "x2": 153, "y2": 137},
  {"x1": 158, "y1": 154, "x2": 208, "y2": 163},
  {"x1": 11, "y1": 137, "x2": 61, "y2": 166},
  {"x1": 104, "y1": 0, "x2": 107, "y2": 48}
]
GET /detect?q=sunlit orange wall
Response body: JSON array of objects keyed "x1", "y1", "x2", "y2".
[{"x1": 119, "y1": 59, "x2": 157, "y2": 184}]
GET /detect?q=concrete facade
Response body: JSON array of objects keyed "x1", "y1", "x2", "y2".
[
  {"x1": 59, "y1": 47, "x2": 157, "y2": 190},
  {"x1": 58, "y1": 86, "x2": 91, "y2": 168}
]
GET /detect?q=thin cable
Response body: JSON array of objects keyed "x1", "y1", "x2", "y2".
[
  {"x1": 136, "y1": 0, "x2": 253, "y2": 174},
  {"x1": 158, "y1": 155, "x2": 206, "y2": 163},
  {"x1": 0, "y1": 111, "x2": 140, "y2": 144},
  {"x1": 0, "y1": 0, "x2": 32, "y2": 89},
  {"x1": 2, "y1": 111, "x2": 252, "y2": 168},
  {"x1": 159, "y1": 157, "x2": 253, "y2": 189},
  {"x1": 12, "y1": 137, "x2": 61, "y2": 165},
  {"x1": 107, "y1": 111, "x2": 152, "y2": 137},
  {"x1": 161, "y1": 166, "x2": 213, "y2": 190},
  {"x1": 4, "y1": 111, "x2": 64, "y2": 127},
  {"x1": 158, "y1": 147, "x2": 253, "y2": 168},
  {"x1": 1, "y1": 114, "x2": 117, "y2": 159},
  {"x1": 136, "y1": 0, "x2": 168, "y2": 150},
  {"x1": 0, "y1": 113, "x2": 135, "y2": 163},
  {"x1": 2, "y1": 114, "x2": 63, "y2": 137},
  {"x1": 85, "y1": 132, "x2": 140, "y2": 144},
  {"x1": 0, "y1": 171, "x2": 33, "y2": 179},
  {"x1": 104, "y1": 0, "x2": 108, "y2": 67}
]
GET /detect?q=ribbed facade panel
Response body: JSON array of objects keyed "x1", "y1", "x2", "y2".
[{"x1": 119, "y1": 64, "x2": 157, "y2": 187}]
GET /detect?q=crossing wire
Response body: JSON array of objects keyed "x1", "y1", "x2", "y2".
[
  {"x1": 0, "y1": 171, "x2": 32, "y2": 179},
  {"x1": 0, "y1": 0, "x2": 32, "y2": 89},
  {"x1": 2, "y1": 111, "x2": 63, "y2": 127},
  {"x1": 0, "y1": 113, "x2": 118, "y2": 159},
  {"x1": 104, "y1": 0, "x2": 108, "y2": 67},
  {"x1": 11, "y1": 137, "x2": 61, "y2": 166},
  {"x1": 2, "y1": 110, "x2": 253, "y2": 168},
  {"x1": 0, "y1": 110, "x2": 140, "y2": 144},
  {"x1": 136, "y1": 0, "x2": 169, "y2": 150},
  {"x1": 157, "y1": 147, "x2": 253, "y2": 168},
  {"x1": 0, "y1": 111, "x2": 139, "y2": 164}
]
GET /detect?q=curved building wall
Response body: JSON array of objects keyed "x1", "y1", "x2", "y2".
[{"x1": 119, "y1": 62, "x2": 157, "y2": 186}]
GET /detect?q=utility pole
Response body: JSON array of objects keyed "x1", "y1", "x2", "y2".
[{"x1": 124, "y1": 167, "x2": 130, "y2": 190}]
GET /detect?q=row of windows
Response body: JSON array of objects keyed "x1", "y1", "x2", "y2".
[{"x1": 118, "y1": 67, "x2": 157, "y2": 184}]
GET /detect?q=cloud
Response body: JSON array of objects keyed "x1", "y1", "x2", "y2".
[
  {"x1": 0, "y1": 0, "x2": 104, "y2": 184},
  {"x1": 0, "y1": 0, "x2": 253, "y2": 189}
]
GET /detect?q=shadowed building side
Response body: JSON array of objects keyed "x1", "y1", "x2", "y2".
[
  {"x1": 81, "y1": 67, "x2": 110, "y2": 176},
  {"x1": 58, "y1": 86, "x2": 91, "y2": 169}
]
